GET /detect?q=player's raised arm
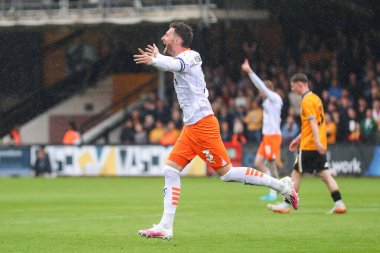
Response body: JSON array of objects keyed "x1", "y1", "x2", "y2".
[
  {"x1": 241, "y1": 59, "x2": 278, "y2": 101},
  {"x1": 134, "y1": 44, "x2": 182, "y2": 72}
]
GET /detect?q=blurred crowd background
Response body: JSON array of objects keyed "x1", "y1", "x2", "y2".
[
  {"x1": 119, "y1": 24, "x2": 380, "y2": 146},
  {"x1": 0, "y1": 0, "x2": 379, "y2": 146}
]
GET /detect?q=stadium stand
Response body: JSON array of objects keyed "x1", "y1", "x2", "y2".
[{"x1": 0, "y1": 0, "x2": 379, "y2": 146}]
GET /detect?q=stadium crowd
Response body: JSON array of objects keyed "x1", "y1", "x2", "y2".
[{"x1": 120, "y1": 26, "x2": 380, "y2": 146}]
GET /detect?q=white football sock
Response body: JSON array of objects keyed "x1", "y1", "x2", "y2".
[
  {"x1": 263, "y1": 169, "x2": 277, "y2": 197},
  {"x1": 221, "y1": 167, "x2": 285, "y2": 193},
  {"x1": 158, "y1": 165, "x2": 181, "y2": 229}
]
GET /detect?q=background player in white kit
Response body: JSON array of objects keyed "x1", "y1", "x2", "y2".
[
  {"x1": 133, "y1": 22, "x2": 298, "y2": 240},
  {"x1": 241, "y1": 59, "x2": 284, "y2": 201}
]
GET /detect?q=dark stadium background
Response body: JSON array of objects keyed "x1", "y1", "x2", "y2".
[{"x1": 0, "y1": 0, "x2": 379, "y2": 176}]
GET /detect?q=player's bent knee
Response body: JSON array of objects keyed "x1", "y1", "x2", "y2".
[
  {"x1": 164, "y1": 165, "x2": 181, "y2": 176},
  {"x1": 220, "y1": 169, "x2": 234, "y2": 182}
]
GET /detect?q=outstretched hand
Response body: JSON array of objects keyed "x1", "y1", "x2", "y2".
[
  {"x1": 133, "y1": 48, "x2": 153, "y2": 65},
  {"x1": 241, "y1": 58, "x2": 253, "y2": 74},
  {"x1": 145, "y1": 43, "x2": 159, "y2": 57}
]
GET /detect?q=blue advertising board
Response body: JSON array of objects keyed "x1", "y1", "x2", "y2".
[{"x1": 0, "y1": 146, "x2": 31, "y2": 176}]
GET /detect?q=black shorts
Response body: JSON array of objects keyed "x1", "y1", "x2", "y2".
[{"x1": 293, "y1": 150, "x2": 329, "y2": 174}]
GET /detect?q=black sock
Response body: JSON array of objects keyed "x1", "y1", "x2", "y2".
[{"x1": 331, "y1": 191, "x2": 342, "y2": 202}]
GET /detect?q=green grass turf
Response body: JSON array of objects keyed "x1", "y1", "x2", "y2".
[{"x1": 0, "y1": 177, "x2": 379, "y2": 253}]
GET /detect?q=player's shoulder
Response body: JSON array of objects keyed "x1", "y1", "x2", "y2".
[
  {"x1": 177, "y1": 49, "x2": 202, "y2": 64},
  {"x1": 303, "y1": 92, "x2": 321, "y2": 104}
]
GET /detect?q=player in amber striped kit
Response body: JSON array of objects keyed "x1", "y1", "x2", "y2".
[{"x1": 268, "y1": 73, "x2": 346, "y2": 214}]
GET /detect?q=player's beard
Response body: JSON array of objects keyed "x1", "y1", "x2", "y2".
[
  {"x1": 163, "y1": 44, "x2": 173, "y2": 56},
  {"x1": 163, "y1": 45, "x2": 168, "y2": 55}
]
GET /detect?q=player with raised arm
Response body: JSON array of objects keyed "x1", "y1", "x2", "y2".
[
  {"x1": 268, "y1": 73, "x2": 346, "y2": 214},
  {"x1": 133, "y1": 22, "x2": 299, "y2": 240},
  {"x1": 241, "y1": 59, "x2": 284, "y2": 201}
]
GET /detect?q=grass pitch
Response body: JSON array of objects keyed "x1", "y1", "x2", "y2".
[{"x1": 0, "y1": 177, "x2": 379, "y2": 253}]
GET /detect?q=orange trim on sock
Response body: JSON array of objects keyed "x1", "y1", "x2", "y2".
[
  {"x1": 245, "y1": 168, "x2": 250, "y2": 175},
  {"x1": 172, "y1": 202, "x2": 178, "y2": 206},
  {"x1": 172, "y1": 197, "x2": 179, "y2": 201},
  {"x1": 259, "y1": 172, "x2": 264, "y2": 177},
  {"x1": 172, "y1": 191, "x2": 180, "y2": 196},
  {"x1": 250, "y1": 168, "x2": 255, "y2": 176},
  {"x1": 254, "y1": 170, "x2": 259, "y2": 177},
  {"x1": 172, "y1": 187, "x2": 181, "y2": 192}
]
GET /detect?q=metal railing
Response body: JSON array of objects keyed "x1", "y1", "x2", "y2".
[{"x1": 0, "y1": 0, "x2": 215, "y2": 26}]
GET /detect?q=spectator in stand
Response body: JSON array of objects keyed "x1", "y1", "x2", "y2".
[
  {"x1": 372, "y1": 99, "x2": 380, "y2": 130},
  {"x1": 234, "y1": 89, "x2": 248, "y2": 109},
  {"x1": 120, "y1": 118, "x2": 135, "y2": 144},
  {"x1": 321, "y1": 89, "x2": 330, "y2": 105},
  {"x1": 217, "y1": 104, "x2": 234, "y2": 130},
  {"x1": 356, "y1": 97, "x2": 368, "y2": 122},
  {"x1": 369, "y1": 80, "x2": 380, "y2": 102},
  {"x1": 281, "y1": 115, "x2": 299, "y2": 146},
  {"x1": 220, "y1": 85, "x2": 231, "y2": 105},
  {"x1": 130, "y1": 108, "x2": 142, "y2": 126},
  {"x1": 160, "y1": 121, "x2": 180, "y2": 146},
  {"x1": 313, "y1": 71, "x2": 327, "y2": 95},
  {"x1": 220, "y1": 121, "x2": 232, "y2": 142},
  {"x1": 360, "y1": 108, "x2": 377, "y2": 143},
  {"x1": 33, "y1": 146, "x2": 52, "y2": 177},
  {"x1": 243, "y1": 99, "x2": 263, "y2": 143},
  {"x1": 143, "y1": 114, "x2": 155, "y2": 137},
  {"x1": 9, "y1": 124, "x2": 22, "y2": 146},
  {"x1": 325, "y1": 113, "x2": 337, "y2": 144},
  {"x1": 375, "y1": 61, "x2": 380, "y2": 84},
  {"x1": 231, "y1": 118, "x2": 247, "y2": 145},
  {"x1": 149, "y1": 120, "x2": 166, "y2": 144},
  {"x1": 328, "y1": 79, "x2": 343, "y2": 100},
  {"x1": 347, "y1": 107, "x2": 362, "y2": 142},
  {"x1": 362, "y1": 68, "x2": 376, "y2": 92},
  {"x1": 134, "y1": 123, "x2": 148, "y2": 144},
  {"x1": 62, "y1": 121, "x2": 81, "y2": 145},
  {"x1": 341, "y1": 88, "x2": 354, "y2": 104},
  {"x1": 155, "y1": 99, "x2": 170, "y2": 124},
  {"x1": 171, "y1": 109, "x2": 183, "y2": 130},
  {"x1": 346, "y1": 72, "x2": 362, "y2": 100},
  {"x1": 142, "y1": 100, "x2": 156, "y2": 119},
  {"x1": 331, "y1": 111, "x2": 341, "y2": 134},
  {"x1": 336, "y1": 96, "x2": 351, "y2": 142}
]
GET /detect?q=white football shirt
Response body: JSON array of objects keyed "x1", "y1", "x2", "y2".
[
  {"x1": 152, "y1": 49, "x2": 213, "y2": 125},
  {"x1": 248, "y1": 72, "x2": 283, "y2": 135}
]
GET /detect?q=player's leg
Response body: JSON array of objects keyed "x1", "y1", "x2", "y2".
[
  {"x1": 317, "y1": 169, "x2": 347, "y2": 214},
  {"x1": 218, "y1": 164, "x2": 298, "y2": 209},
  {"x1": 138, "y1": 128, "x2": 196, "y2": 239},
  {"x1": 255, "y1": 153, "x2": 271, "y2": 174},
  {"x1": 268, "y1": 149, "x2": 302, "y2": 214},
  {"x1": 267, "y1": 170, "x2": 301, "y2": 213},
  {"x1": 256, "y1": 138, "x2": 275, "y2": 201},
  {"x1": 255, "y1": 154, "x2": 277, "y2": 200},
  {"x1": 258, "y1": 135, "x2": 282, "y2": 201},
  {"x1": 265, "y1": 159, "x2": 279, "y2": 200},
  {"x1": 276, "y1": 148, "x2": 285, "y2": 170},
  {"x1": 193, "y1": 116, "x2": 299, "y2": 209}
]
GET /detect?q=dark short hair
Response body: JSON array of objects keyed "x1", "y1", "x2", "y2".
[
  {"x1": 169, "y1": 21, "x2": 193, "y2": 48},
  {"x1": 290, "y1": 73, "x2": 309, "y2": 84}
]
